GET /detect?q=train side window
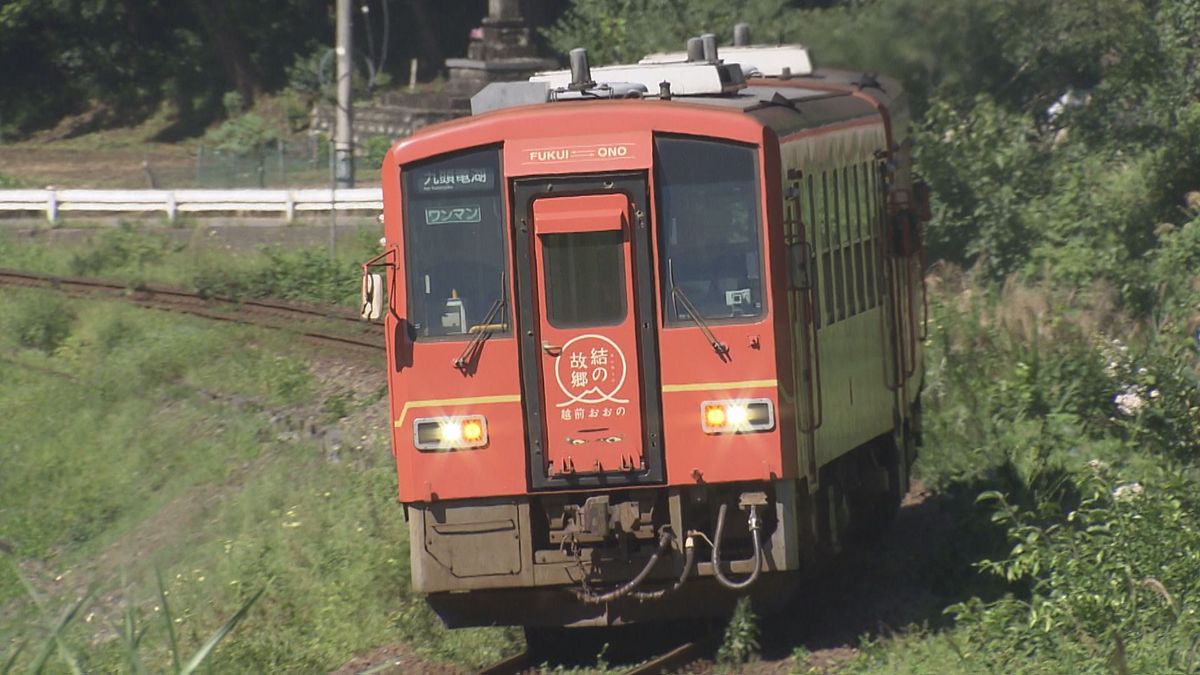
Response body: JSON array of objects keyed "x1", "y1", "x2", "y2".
[
  {"x1": 655, "y1": 136, "x2": 764, "y2": 323},
  {"x1": 402, "y1": 146, "x2": 507, "y2": 341}
]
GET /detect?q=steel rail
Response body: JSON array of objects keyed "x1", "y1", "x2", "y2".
[
  {"x1": 477, "y1": 636, "x2": 710, "y2": 675},
  {"x1": 623, "y1": 639, "x2": 708, "y2": 675},
  {"x1": 0, "y1": 268, "x2": 384, "y2": 353}
]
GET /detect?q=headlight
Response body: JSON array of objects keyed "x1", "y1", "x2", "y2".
[
  {"x1": 700, "y1": 399, "x2": 774, "y2": 434},
  {"x1": 413, "y1": 415, "x2": 488, "y2": 450}
]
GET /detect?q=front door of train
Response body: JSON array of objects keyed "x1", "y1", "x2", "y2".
[{"x1": 512, "y1": 174, "x2": 664, "y2": 490}]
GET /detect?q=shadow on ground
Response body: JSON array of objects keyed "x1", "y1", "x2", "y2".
[{"x1": 757, "y1": 477, "x2": 1015, "y2": 669}]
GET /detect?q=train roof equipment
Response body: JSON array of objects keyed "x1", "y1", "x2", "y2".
[
  {"x1": 470, "y1": 37, "x2": 816, "y2": 115},
  {"x1": 639, "y1": 45, "x2": 813, "y2": 78}
]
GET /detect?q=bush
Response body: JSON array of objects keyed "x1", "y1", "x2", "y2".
[
  {"x1": 363, "y1": 135, "x2": 392, "y2": 170},
  {"x1": 9, "y1": 295, "x2": 74, "y2": 353},
  {"x1": 956, "y1": 470, "x2": 1200, "y2": 673},
  {"x1": 193, "y1": 246, "x2": 359, "y2": 306},
  {"x1": 70, "y1": 223, "x2": 175, "y2": 277}
]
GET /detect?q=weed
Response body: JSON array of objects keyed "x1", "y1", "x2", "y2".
[
  {"x1": 789, "y1": 645, "x2": 812, "y2": 673},
  {"x1": 8, "y1": 294, "x2": 74, "y2": 352},
  {"x1": 321, "y1": 389, "x2": 353, "y2": 421},
  {"x1": 70, "y1": 222, "x2": 176, "y2": 277},
  {"x1": 717, "y1": 596, "x2": 760, "y2": 666},
  {"x1": 263, "y1": 355, "x2": 312, "y2": 404},
  {"x1": 0, "y1": 171, "x2": 27, "y2": 188}
]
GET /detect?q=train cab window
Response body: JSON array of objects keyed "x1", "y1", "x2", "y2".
[
  {"x1": 655, "y1": 136, "x2": 764, "y2": 323},
  {"x1": 402, "y1": 146, "x2": 507, "y2": 340}
]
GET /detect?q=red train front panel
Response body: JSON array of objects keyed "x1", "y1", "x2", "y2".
[{"x1": 379, "y1": 103, "x2": 797, "y2": 502}]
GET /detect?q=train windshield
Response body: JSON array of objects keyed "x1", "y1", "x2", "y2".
[
  {"x1": 654, "y1": 136, "x2": 763, "y2": 323},
  {"x1": 402, "y1": 146, "x2": 508, "y2": 340}
]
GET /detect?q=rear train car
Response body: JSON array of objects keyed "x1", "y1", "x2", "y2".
[{"x1": 362, "y1": 39, "x2": 926, "y2": 628}]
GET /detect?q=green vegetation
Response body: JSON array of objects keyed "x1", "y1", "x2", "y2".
[
  {"x1": 0, "y1": 172, "x2": 27, "y2": 188},
  {"x1": 718, "y1": 596, "x2": 762, "y2": 666},
  {"x1": 0, "y1": 1, "x2": 488, "y2": 140},
  {"x1": 0, "y1": 221, "x2": 382, "y2": 308},
  {"x1": 0, "y1": 290, "x2": 513, "y2": 672}
]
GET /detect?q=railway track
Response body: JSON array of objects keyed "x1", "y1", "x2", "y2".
[
  {"x1": 0, "y1": 268, "x2": 385, "y2": 354},
  {"x1": 478, "y1": 631, "x2": 714, "y2": 675}
]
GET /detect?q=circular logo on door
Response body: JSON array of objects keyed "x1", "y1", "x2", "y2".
[{"x1": 554, "y1": 333, "x2": 629, "y2": 407}]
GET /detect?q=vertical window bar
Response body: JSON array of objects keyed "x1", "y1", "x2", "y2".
[
  {"x1": 870, "y1": 161, "x2": 885, "y2": 305},
  {"x1": 806, "y1": 173, "x2": 821, "y2": 328},
  {"x1": 865, "y1": 161, "x2": 877, "y2": 305},
  {"x1": 841, "y1": 166, "x2": 857, "y2": 317},
  {"x1": 853, "y1": 164, "x2": 869, "y2": 310},
  {"x1": 832, "y1": 169, "x2": 846, "y2": 322},
  {"x1": 821, "y1": 172, "x2": 834, "y2": 326}
]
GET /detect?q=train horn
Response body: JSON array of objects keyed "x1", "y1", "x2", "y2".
[
  {"x1": 733, "y1": 23, "x2": 751, "y2": 46},
  {"x1": 568, "y1": 48, "x2": 595, "y2": 90},
  {"x1": 701, "y1": 32, "x2": 719, "y2": 63}
]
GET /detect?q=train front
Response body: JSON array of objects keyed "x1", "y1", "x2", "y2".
[{"x1": 368, "y1": 62, "x2": 804, "y2": 628}]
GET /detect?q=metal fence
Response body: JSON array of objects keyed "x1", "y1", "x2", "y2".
[
  {"x1": 130, "y1": 139, "x2": 330, "y2": 190},
  {"x1": 122, "y1": 138, "x2": 386, "y2": 190}
]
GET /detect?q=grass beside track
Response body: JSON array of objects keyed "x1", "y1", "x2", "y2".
[
  {"x1": 0, "y1": 289, "x2": 514, "y2": 672},
  {"x1": 0, "y1": 220, "x2": 383, "y2": 310}
]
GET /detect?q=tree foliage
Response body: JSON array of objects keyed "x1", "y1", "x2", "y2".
[{"x1": 0, "y1": 0, "x2": 483, "y2": 140}]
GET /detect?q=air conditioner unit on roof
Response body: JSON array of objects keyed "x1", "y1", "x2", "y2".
[
  {"x1": 530, "y1": 61, "x2": 746, "y2": 96},
  {"x1": 640, "y1": 45, "x2": 813, "y2": 78}
]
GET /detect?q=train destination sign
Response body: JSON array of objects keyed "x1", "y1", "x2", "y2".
[{"x1": 413, "y1": 166, "x2": 495, "y2": 194}]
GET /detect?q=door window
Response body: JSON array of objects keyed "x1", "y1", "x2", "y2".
[{"x1": 542, "y1": 230, "x2": 627, "y2": 328}]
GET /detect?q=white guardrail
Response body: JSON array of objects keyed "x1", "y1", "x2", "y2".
[{"x1": 0, "y1": 188, "x2": 384, "y2": 223}]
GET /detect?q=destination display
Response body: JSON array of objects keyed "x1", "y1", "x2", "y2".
[
  {"x1": 424, "y1": 205, "x2": 482, "y2": 225},
  {"x1": 413, "y1": 166, "x2": 495, "y2": 194}
]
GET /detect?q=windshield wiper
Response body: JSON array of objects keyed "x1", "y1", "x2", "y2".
[
  {"x1": 454, "y1": 297, "x2": 505, "y2": 370},
  {"x1": 670, "y1": 285, "x2": 729, "y2": 357},
  {"x1": 454, "y1": 273, "x2": 507, "y2": 371}
]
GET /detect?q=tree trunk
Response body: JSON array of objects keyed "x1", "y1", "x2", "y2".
[
  {"x1": 407, "y1": 0, "x2": 445, "y2": 80},
  {"x1": 188, "y1": 0, "x2": 262, "y2": 104}
]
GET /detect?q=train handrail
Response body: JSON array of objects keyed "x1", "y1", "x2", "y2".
[
  {"x1": 784, "y1": 185, "x2": 824, "y2": 434},
  {"x1": 800, "y1": 275, "x2": 824, "y2": 433}
]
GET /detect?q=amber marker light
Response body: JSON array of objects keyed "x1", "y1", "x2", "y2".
[
  {"x1": 461, "y1": 417, "x2": 485, "y2": 443},
  {"x1": 700, "y1": 399, "x2": 775, "y2": 434},
  {"x1": 704, "y1": 404, "x2": 728, "y2": 429}
]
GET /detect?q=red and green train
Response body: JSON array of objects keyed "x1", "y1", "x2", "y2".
[{"x1": 362, "y1": 37, "x2": 926, "y2": 628}]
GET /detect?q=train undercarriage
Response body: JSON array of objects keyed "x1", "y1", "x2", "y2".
[{"x1": 410, "y1": 430, "x2": 913, "y2": 628}]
